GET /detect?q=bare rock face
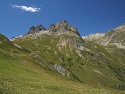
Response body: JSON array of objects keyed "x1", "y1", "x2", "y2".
[
  {"x1": 28, "y1": 24, "x2": 46, "y2": 34},
  {"x1": 53, "y1": 64, "x2": 70, "y2": 77},
  {"x1": 53, "y1": 64, "x2": 66, "y2": 76},
  {"x1": 26, "y1": 20, "x2": 85, "y2": 48},
  {"x1": 50, "y1": 20, "x2": 81, "y2": 36},
  {"x1": 82, "y1": 33, "x2": 104, "y2": 41},
  {"x1": 48, "y1": 23, "x2": 56, "y2": 32},
  {"x1": 27, "y1": 20, "x2": 81, "y2": 36},
  {"x1": 101, "y1": 24, "x2": 125, "y2": 46},
  {"x1": 55, "y1": 20, "x2": 71, "y2": 33},
  {"x1": 82, "y1": 24, "x2": 125, "y2": 46}
]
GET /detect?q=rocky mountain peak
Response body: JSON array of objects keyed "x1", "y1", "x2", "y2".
[
  {"x1": 98, "y1": 23, "x2": 125, "y2": 46},
  {"x1": 28, "y1": 24, "x2": 46, "y2": 34},
  {"x1": 58, "y1": 20, "x2": 68, "y2": 25},
  {"x1": 48, "y1": 23, "x2": 56, "y2": 32},
  {"x1": 27, "y1": 20, "x2": 81, "y2": 36},
  {"x1": 51, "y1": 20, "x2": 81, "y2": 36},
  {"x1": 55, "y1": 20, "x2": 73, "y2": 32}
]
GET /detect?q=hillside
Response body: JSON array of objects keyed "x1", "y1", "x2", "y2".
[
  {"x1": 0, "y1": 21, "x2": 125, "y2": 94},
  {"x1": 83, "y1": 24, "x2": 125, "y2": 47}
]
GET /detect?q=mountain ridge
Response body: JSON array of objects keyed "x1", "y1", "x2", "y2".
[
  {"x1": 82, "y1": 23, "x2": 125, "y2": 47},
  {"x1": 27, "y1": 20, "x2": 81, "y2": 36},
  {"x1": 1, "y1": 20, "x2": 125, "y2": 93}
]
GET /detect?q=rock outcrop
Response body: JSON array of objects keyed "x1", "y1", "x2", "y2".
[
  {"x1": 27, "y1": 20, "x2": 81, "y2": 36},
  {"x1": 101, "y1": 24, "x2": 125, "y2": 46},
  {"x1": 53, "y1": 64, "x2": 69, "y2": 77},
  {"x1": 51, "y1": 20, "x2": 79, "y2": 35},
  {"x1": 48, "y1": 23, "x2": 56, "y2": 32},
  {"x1": 26, "y1": 20, "x2": 85, "y2": 48},
  {"x1": 28, "y1": 24, "x2": 46, "y2": 34},
  {"x1": 82, "y1": 33, "x2": 104, "y2": 41},
  {"x1": 82, "y1": 24, "x2": 125, "y2": 46}
]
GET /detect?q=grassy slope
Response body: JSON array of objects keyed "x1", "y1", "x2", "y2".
[
  {"x1": 11, "y1": 34, "x2": 125, "y2": 92},
  {"x1": 84, "y1": 42, "x2": 125, "y2": 85},
  {"x1": 0, "y1": 53, "x2": 125, "y2": 94},
  {"x1": 0, "y1": 33, "x2": 124, "y2": 94}
]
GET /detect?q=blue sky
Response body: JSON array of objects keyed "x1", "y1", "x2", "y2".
[{"x1": 1, "y1": 0, "x2": 125, "y2": 39}]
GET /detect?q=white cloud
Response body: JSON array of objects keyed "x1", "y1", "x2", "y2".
[{"x1": 11, "y1": 5, "x2": 40, "y2": 13}]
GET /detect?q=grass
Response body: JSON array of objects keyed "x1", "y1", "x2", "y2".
[
  {"x1": 0, "y1": 54, "x2": 125, "y2": 94},
  {"x1": 0, "y1": 33, "x2": 125, "y2": 93}
]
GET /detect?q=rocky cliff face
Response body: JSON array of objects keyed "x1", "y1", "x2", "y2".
[
  {"x1": 101, "y1": 24, "x2": 125, "y2": 46},
  {"x1": 82, "y1": 33, "x2": 104, "y2": 42},
  {"x1": 27, "y1": 20, "x2": 81, "y2": 36},
  {"x1": 28, "y1": 24, "x2": 46, "y2": 34},
  {"x1": 82, "y1": 24, "x2": 125, "y2": 47},
  {"x1": 26, "y1": 20, "x2": 85, "y2": 48},
  {"x1": 49, "y1": 20, "x2": 80, "y2": 36}
]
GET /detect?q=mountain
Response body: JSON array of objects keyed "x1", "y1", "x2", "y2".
[
  {"x1": 83, "y1": 24, "x2": 125, "y2": 47},
  {"x1": 82, "y1": 33, "x2": 104, "y2": 41},
  {"x1": 101, "y1": 24, "x2": 125, "y2": 46},
  {"x1": 0, "y1": 21, "x2": 125, "y2": 94},
  {"x1": 28, "y1": 24, "x2": 46, "y2": 34},
  {"x1": 0, "y1": 34, "x2": 11, "y2": 44},
  {"x1": 0, "y1": 33, "x2": 29, "y2": 54}
]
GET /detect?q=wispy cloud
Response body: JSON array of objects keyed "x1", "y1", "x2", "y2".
[{"x1": 11, "y1": 5, "x2": 40, "y2": 13}]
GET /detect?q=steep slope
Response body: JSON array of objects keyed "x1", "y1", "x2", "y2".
[
  {"x1": 0, "y1": 33, "x2": 29, "y2": 55},
  {"x1": 11, "y1": 21, "x2": 125, "y2": 92},
  {"x1": 28, "y1": 24, "x2": 46, "y2": 34},
  {"x1": 0, "y1": 34, "x2": 123, "y2": 93},
  {"x1": 82, "y1": 24, "x2": 125, "y2": 54},
  {"x1": 0, "y1": 44, "x2": 123, "y2": 94},
  {"x1": 87, "y1": 24, "x2": 125, "y2": 61},
  {"x1": 82, "y1": 24, "x2": 125, "y2": 47},
  {"x1": 101, "y1": 24, "x2": 125, "y2": 46}
]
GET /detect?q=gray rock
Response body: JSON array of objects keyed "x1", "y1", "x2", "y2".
[
  {"x1": 27, "y1": 20, "x2": 81, "y2": 37},
  {"x1": 48, "y1": 23, "x2": 56, "y2": 32},
  {"x1": 53, "y1": 64, "x2": 66, "y2": 76},
  {"x1": 28, "y1": 24, "x2": 46, "y2": 34},
  {"x1": 48, "y1": 20, "x2": 81, "y2": 36}
]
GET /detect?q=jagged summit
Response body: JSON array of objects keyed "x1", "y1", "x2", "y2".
[
  {"x1": 52, "y1": 20, "x2": 80, "y2": 35},
  {"x1": 28, "y1": 24, "x2": 46, "y2": 34},
  {"x1": 48, "y1": 20, "x2": 69, "y2": 32},
  {"x1": 48, "y1": 23, "x2": 56, "y2": 32},
  {"x1": 24, "y1": 20, "x2": 85, "y2": 48},
  {"x1": 27, "y1": 20, "x2": 80, "y2": 36}
]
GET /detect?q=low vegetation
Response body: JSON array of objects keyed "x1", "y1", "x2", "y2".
[{"x1": 1, "y1": 22, "x2": 125, "y2": 93}]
